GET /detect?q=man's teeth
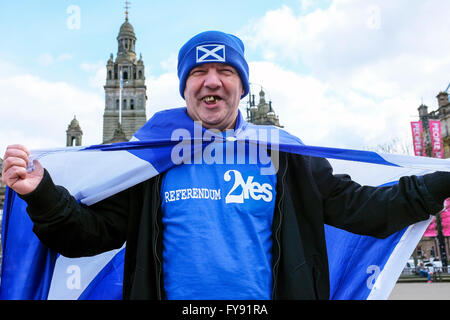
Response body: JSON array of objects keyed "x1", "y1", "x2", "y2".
[{"x1": 203, "y1": 96, "x2": 220, "y2": 103}]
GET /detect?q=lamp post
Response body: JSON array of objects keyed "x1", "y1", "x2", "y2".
[{"x1": 435, "y1": 209, "x2": 448, "y2": 268}]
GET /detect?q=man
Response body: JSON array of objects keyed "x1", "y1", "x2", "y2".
[
  {"x1": 418, "y1": 262, "x2": 432, "y2": 283},
  {"x1": 2, "y1": 30, "x2": 450, "y2": 300}
]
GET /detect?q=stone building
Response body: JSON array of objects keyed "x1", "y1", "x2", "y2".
[
  {"x1": 414, "y1": 86, "x2": 450, "y2": 265},
  {"x1": 422, "y1": 90, "x2": 450, "y2": 157},
  {"x1": 66, "y1": 13, "x2": 147, "y2": 146},
  {"x1": 103, "y1": 16, "x2": 147, "y2": 143},
  {"x1": 0, "y1": 8, "x2": 150, "y2": 261},
  {"x1": 246, "y1": 87, "x2": 282, "y2": 127},
  {"x1": 66, "y1": 116, "x2": 83, "y2": 147}
]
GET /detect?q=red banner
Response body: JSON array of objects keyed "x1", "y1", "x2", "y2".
[
  {"x1": 429, "y1": 120, "x2": 444, "y2": 158},
  {"x1": 410, "y1": 121, "x2": 425, "y2": 156},
  {"x1": 424, "y1": 199, "x2": 450, "y2": 237},
  {"x1": 412, "y1": 121, "x2": 447, "y2": 239},
  {"x1": 410, "y1": 120, "x2": 444, "y2": 158}
]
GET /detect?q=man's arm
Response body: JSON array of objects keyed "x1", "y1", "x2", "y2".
[
  {"x1": 19, "y1": 169, "x2": 129, "y2": 257},
  {"x1": 311, "y1": 157, "x2": 450, "y2": 238},
  {"x1": 2, "y1": 144, "x2": 129, "y2": 257}
]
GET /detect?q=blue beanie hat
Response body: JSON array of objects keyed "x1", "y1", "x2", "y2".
[{"x1": 177, "y1": 30, "x2": 249, "y2": 100}]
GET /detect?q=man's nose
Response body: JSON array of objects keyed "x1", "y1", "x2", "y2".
[{"x1": 203, "y1": 69, "x2": 222, "y2": 89}]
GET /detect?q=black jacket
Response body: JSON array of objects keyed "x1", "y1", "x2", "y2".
[{"x1": 21, "y1": 151, "x2": 447, "y2": 299}]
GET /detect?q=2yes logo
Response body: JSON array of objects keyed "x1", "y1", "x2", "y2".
[{"x1": 224, "y1": 170, "x2": 273, "y2": 204}]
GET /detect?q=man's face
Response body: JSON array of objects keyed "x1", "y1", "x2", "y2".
[{"x1": 184, "y1": 63, "x2": 244, "y2": 131}]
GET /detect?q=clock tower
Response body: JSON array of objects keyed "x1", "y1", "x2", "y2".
[{"x1": 103, "y1": 8, "x2": 147, "y2": 143}]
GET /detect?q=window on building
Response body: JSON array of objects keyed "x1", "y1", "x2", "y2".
[
  {"x1": 123, "y1": 99, "x2": 127, "y2": 109},
  {"x1": 130, "y1": 99, "x2": 134, "y2": 110}
]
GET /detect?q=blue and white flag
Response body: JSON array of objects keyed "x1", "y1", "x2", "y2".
[{"x1": 1, "y1": 107, "x2": 449, "y2": 300}]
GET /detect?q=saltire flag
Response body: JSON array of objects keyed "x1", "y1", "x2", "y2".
[{"x1": 1, "y1": 107, "x2": 449, "y2": 300}]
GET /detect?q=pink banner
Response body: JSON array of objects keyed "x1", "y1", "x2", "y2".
[
  {"x1": 424, "y1": 198, "x2": 450, "y2": 237},
  {"x1": 411, "y1": 121, "x2": 425, "y2": 156},
  {"x1": 429, "y1": 120, "x2": 444, "y2": 159}
]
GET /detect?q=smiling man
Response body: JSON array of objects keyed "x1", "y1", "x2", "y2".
[
  {"x1": 184, "y1": 62, "x2": 243, "y2": 130},
  {"x1": 178, "y1": 31, "x2": 249, "y2": 131},
  {"x1": 3, "y1": 30, "x2": 450, "y2": 300}
]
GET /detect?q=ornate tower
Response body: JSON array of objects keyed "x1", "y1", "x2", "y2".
[
  {"x1": 66, "y1": 116, "x2": 83, "y2": 146},
  {"x1": 103, "y1": 10, "x2": 147, "y2": 143},
  {"x1": 435, "y1": 91, "x2": 450, "y2": 158},
  {"x1": 246, "y1": 87, "x2": 283, "y2": 127},
  {"x1": 420, "y1": 86, "x2": 450, "y2": 158}
]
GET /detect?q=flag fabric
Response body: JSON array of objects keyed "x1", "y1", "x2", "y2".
[{"x1": 1, "y1": 107, "x2": 449, "y2": 300}]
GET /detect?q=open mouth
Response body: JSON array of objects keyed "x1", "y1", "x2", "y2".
[{"x1": 202, "y1": 95, "x2": 222, "y2": 105}]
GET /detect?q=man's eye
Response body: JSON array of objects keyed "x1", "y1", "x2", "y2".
[
  {"x1": 220, "y1": 68, "x2": 234, "y2": 75},
  {"x1": 190, "y1": 69, "x2": 206, "y2": 76}
]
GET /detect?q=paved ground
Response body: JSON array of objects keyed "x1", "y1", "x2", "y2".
[{"x1": 388, "y1": 282, "x2": 450, "y2": 300}]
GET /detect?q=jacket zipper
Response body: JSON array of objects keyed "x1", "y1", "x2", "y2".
[
  {"x1": 153, "y1": 174, "x2": 163, "y2": 300},
  {"x1": 272, "y1": 155, "x2": 288, "y2": 299}
]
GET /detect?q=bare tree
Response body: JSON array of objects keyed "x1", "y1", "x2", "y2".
[{"x1": 364, "y1": 137, "x2": 413, "y2": 155}]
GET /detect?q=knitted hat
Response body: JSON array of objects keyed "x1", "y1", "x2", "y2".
[{"x1": 177, "y1": 30, "x2": 249, "y2": 100}]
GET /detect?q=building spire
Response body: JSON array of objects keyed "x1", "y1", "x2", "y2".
[
  {"x1": 103, "y1": 7, "x2": 147, "y2": 144},
  {"x1": 124, "y1": 0, "x2": 131, "y2": 21}
]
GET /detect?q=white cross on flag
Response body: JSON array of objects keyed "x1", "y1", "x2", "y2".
[{"x1": 196, "y1": 44, "x2": 225, "y2": 63}]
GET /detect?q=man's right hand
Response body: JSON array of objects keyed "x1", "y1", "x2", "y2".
[{"x1": 2, "y1": 144, "x2": 44, "y2": 195}]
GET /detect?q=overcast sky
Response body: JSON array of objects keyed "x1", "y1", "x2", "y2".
[{"x1": 1, "y1": 0, "x2": 449, "y2": 157}]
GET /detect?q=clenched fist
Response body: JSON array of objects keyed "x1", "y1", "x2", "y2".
[{"x1": 2, "y1": 144, "x2": 44, "y2": 195}]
